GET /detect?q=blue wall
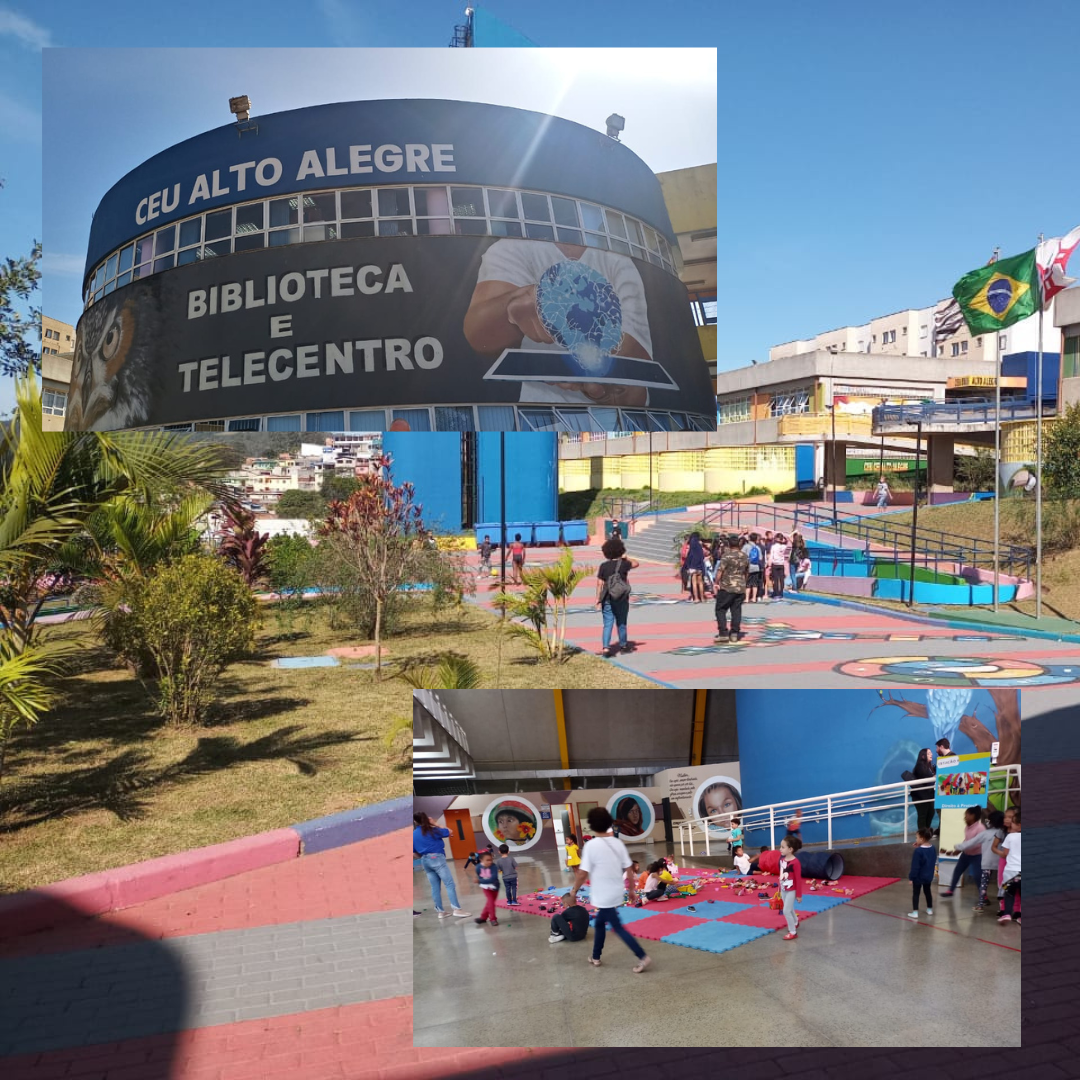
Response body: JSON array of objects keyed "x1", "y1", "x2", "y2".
[
  {"x1": 477, "y1": 432, "x2": 558, "y2": 524},
  {"x1": 383, "y1": 432, "x2": 463, "y2": 533},
  {"x1": 735, "y1": 690, "x2": 1012, "y2": 846}
]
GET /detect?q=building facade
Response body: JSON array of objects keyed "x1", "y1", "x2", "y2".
[
  {"x1": 67, "y1": 99, "x2": 714, "y2": 434},
  {"x1": 41, "y1": 315, "x2": 75, "y2": 431}
]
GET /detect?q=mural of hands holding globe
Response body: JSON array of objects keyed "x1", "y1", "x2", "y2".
[{"x1": 466, "y1": 239, "x2": 658, "y2": 407}]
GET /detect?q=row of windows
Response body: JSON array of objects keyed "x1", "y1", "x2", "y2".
[
  {"x1": 85, "y1": 185, "x2": 679, "y2": 307},
  {"x1": 44, "y1": 327, "x2": 70, "y2": 341},
  {"x1": 42, "y1": 389, "x2": 67, "y2": 416},
  {"x1": 43, "y1": 347, "x2": 64, "y2": 355},
  {"x1": 717, "y1": 395, "x2": 751, "y2": 424},
  {"x1": 155, "y1": 404, "x2": 716, "y2": 435}
]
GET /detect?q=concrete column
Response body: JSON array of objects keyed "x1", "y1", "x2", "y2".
[
  {"x1": 928, "y1": 433, "x2": 955, "y2": 502},
  {"x1": 824, "y1": 439, "x2": 848, "y2": 493}
]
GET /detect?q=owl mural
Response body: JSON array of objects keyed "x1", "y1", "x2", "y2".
[{"x1": 66, "y1": 292, "x2": 158, "y2": 431}]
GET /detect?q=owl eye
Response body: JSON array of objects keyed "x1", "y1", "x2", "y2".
[{"x1": 101, "y1": 322, "x2": 121, "y2": 360}]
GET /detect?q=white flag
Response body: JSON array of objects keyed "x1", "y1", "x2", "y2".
[{"x1": 1036, "y1": 225, "x2": 1080, "y2": 308}]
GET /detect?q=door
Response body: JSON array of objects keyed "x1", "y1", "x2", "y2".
[
  {"x1": 443, "y1": 809, "x2": 477, "y2": 862},
  {"x1": 576, "y1": 801, "x2": 598, "y2": 841}
]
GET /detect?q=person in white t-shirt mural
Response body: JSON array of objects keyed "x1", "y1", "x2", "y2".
[
  {"x1": 464, "y1": 239, "x2": 654, "y2": 408},
  {"x1": 570, "y1": 806, "x2": 652, "y2": 972}
]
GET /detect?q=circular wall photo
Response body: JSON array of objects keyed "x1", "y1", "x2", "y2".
[
  {"x1": 692, "y1": 775, "x2": 743, "y2": 838},
  {"x1": 481, "y1": 796, "x2": 543, "y2": 852},
  {"x1": 605, "y1": 790, "x2": 655, "y2": 838}
]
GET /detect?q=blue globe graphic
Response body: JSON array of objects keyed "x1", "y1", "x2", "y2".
[
  {"x1": 987, "y1": 277, "x2": 1013, "y2": 314},
  {"x1": 535, "y1": 260, "x2": 623, "y2": 377}
]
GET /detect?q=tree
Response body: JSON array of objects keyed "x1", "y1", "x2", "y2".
[
  {"x1": 266, "y1": 532, "x2": 317, "y2": 605},
  {"x1": 0, "y1": 181, "x2": 41, "y2": 378},
  {"x1": 120, "y1": 554, "x2": 257, "y2": 726},
  {"x1": 1043, "y1": 402, "x2": 1080, "y2": 497},
  {"x1": 316, "y1": 455, "x2": 429, "y2": 677},
  {"x1": 276, "y1": 489, "x2": 327, "y2": 520},
  {"x1": 218, "y1": 503, "x2": 270, "y2": 587},
  {"x1": 954, "y1": 448, "x2": 997, "y2": 492},
  {"x1": 320, "y1": 473, "x2": 360, "y2": 503},
  {"x1": 493, "y1": 548, "x2": 589, "y2": 661},
  {"x1": 0, "y1": 373, "x2": 230, "y2": 741}
]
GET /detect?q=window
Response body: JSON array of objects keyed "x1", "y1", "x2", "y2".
[
  {"x1": 42, "y1": 389, "x2": 67, "y2": 416},
  {"x1": 920, "y1": 324, "x2": 928, "y2": 338},
  {"x1": 961, "y1": 340, "x2": 969, "y2": 354},
  {"x1": 951, "y1": 342, "x2": 960, "y2": 357},
  {"x1": 486, "y1": 189, "x2": 518, "y2": 218},
  {"x1": 999, "y1": 335, "x2": 1008, "y2": 350},
  {"x1": 902, "y1": 327, "x2": 907, "y2": 336},
  {"x1": 521, "y1": 192, "x2": 550, "y2": 221},
  {"x1": 378, "y1": 188, "x2": 411, "y2": 217},
  {"x1": 340, "y1": 190, "x2": 372, "y2": 219}
]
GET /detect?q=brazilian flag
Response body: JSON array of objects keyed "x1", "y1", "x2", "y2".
[{"x1": 952, "y1": 248, "x2": 1039, "y2": 335}]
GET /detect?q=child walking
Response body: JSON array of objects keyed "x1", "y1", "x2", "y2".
[
  {"x1": 496, "y1": 844, "x2": 519, "y2": 905},
  {"x1": 908, "y1": 827, "x2": 936, "y2": 918},
  {"x1": 991, "y1": 810, "x2": 1020, "y2": 924},
  {"x1": 785, "y1": 808, "x2": 803, "y2": 840},
  {"x1": 957, "y1": 809, "x2": 1006, "y2": 912},
  {"x1": 996, "y1": 807, "x2": 1021, "y2": 917},
  {"x1": 940, "y1": 804, "x2": 985, "y2": 896},
  {"x1": 778, "y1": 835, "x2": 804, "y2": 940},
  {"x1": 474, "y1": 850, "x2": 501, "y2": 926}
]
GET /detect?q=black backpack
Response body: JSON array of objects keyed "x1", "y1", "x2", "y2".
[{"x1": 603, "y1": 559, "x2": 631, "y2": 601}]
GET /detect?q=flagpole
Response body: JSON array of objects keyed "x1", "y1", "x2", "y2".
[
  {"x1": 993, "y1": 327, "x2": 1001, "y2": 613},
  {"x1": 1036, "y1": 236, "x2": 1044, "y2": 620}
]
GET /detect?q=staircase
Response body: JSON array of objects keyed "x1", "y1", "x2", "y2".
[{"x1": 624, "y1": 516, "x2": 691, "y2": 565}]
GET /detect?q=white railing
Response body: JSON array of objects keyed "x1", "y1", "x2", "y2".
[{"x1": 675, "y1": 764, "x2": 1021, "y2": 857}]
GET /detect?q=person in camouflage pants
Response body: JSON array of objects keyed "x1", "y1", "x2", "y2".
[{"x1": 714, "y1": 534, "x2": 750, "y2": 643}]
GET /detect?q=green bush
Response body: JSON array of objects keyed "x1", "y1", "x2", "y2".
[
  {"x1": 267, "y1": 533, "x2": 317, "y2": 606},
  {"x1": 120, "y1": 554, "x2": 258, "y2": 726}
]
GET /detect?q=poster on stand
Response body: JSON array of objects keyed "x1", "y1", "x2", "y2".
[{"x1": 934, "y1": 753, "x2": 991, "y2": 808}]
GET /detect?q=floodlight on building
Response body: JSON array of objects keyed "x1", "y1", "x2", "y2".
[
  {"x1": 229, "y1": 95, "x2": 251, "y2": 122},
  {"x1": 605, "y1": 113, "x2": 625, "y2": 140}
]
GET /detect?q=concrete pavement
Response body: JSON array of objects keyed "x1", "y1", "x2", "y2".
[{"x1": 471, "y1": 545, "x2": 1080, "y2": 690}]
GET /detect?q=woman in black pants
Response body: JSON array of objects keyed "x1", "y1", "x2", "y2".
[{"x1": 909, "y1": 748, "x2": 937, "y2": 832}]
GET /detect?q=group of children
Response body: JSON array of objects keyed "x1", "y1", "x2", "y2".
[
  {"x1": 908, "y1": 805, "x2": 1021, "y2": 923},
  {"x1": 472, "y1": 844, "x2": 521, "y2": 926},
  {"x1": 680, "y1": 530, "x2": 812, "y2": 603}
]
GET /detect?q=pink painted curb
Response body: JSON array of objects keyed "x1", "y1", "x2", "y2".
[{"x1": 0, "y1": 827, "x2": 300, "y2": 940}]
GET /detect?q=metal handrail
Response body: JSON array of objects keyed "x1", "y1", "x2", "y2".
[
  {"x1": 675, "y1": 764, "x2": 1020, "y2": 857},
  {"x1": 695, "y1": 501, "x2": 1033, "y2": 580}
]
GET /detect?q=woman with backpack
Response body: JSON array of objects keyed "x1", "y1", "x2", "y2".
[{"x1": 596, "y1": 536, "x2": 639, "y2": 658}]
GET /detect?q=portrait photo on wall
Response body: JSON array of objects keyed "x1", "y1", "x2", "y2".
[
  {"x1": 481, "y1": 796, "x2": 542, "y2": 851},
  {"x1": 693, "y1": 775, "x2": 743, "y2": 838},
  {"x1": 605, "y1": 789, "x2": 655, "y2": 838}
]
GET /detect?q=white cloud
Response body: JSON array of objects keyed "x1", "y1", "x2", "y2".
[
  {"x1": 42, "y1": 252, "x2": 84, "y2": 276},
  {"x1": 0, "y1": 91, "x2": 40, "y2": 142},
  {"x1": 0, "y1": 6, "x2": 52, "y2": 49}
]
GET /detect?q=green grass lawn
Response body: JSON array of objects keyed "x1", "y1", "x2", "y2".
[{"x1": 0, "y1": 598, "x2": 652, "y2": 893}]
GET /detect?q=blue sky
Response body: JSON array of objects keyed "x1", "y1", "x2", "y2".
[{"x1": 3, "y1": 0, "x2": 1080, "y2": 416}]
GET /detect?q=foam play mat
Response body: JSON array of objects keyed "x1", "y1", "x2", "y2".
[{"x1": 497, "y1": 868, "x2": 897, "y2": 956}]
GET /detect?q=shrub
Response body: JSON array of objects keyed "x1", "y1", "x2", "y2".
[
  {"x1": 266, "y1": 533, "x2": 317, "y2": 606},
  {"x1": 121, "y1": 554, "x2": 257, "y2": 725}
]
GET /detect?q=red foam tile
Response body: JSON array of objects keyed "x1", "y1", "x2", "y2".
[
  {"x1": 627, "y1": 912, "x2": 711, "y2": 941},
  {"x1": 720, "y1": 906, "x2": 815, "y2": 929}
]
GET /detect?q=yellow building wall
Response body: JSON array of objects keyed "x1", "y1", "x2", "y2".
[
  {"x1": 558, "y1": 446, "x2": 796, "y2": 495},
  {"x1": 697, "y1": 324, "x2": 717, "y2": 361},
  {"x1": 656, "y1": 164, "x2": 718, "y2": 234}
]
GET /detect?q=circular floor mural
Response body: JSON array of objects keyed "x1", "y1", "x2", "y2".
[
  {"x1": 481, "y1": 796, "x2": 543, "y2": 852},
  {"x1": 836, "y1": 655, "x2": 1080, "y2": 687}
]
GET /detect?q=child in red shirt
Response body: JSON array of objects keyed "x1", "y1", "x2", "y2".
[{"x1": 779, "y1": 835, "x2": 804, "y2": 940}]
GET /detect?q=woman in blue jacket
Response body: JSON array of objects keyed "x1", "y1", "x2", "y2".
[{"x1": 413, "y1": 812, "x2": 470, "y2": 919}]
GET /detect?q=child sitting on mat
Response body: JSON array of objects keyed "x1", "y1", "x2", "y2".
[
  {"x1": 732, "y1": 844, "x2": 751, "y2": 876},
  {"x1": 548, "y1": 893, "x2": 590, "y2": 943}
]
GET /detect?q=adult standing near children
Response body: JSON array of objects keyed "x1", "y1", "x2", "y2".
[
  {"x1": 413, "y1": 812, "x2": 470, "y2": 919},
  {"x1": 682, "y1": 532, "x2": 707, "y2": 603},
  {"x1": 596, "y1": 536, "x2": 639, "y2": 658},
  {"x1": 907, "y1": 748, "x2": 938, "y2": 833},
  {"x1": 571, "y1": 807, "x2": 651, "y2": 973},
  {"x1": 714, "y1": 534, "x2": 750, "y2": 644}
]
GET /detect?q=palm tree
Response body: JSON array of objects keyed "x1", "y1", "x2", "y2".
[
  {"x1": 493, "y1": 548, "x2": 588, "y2": 660},
  {"x1": 0, "y1": 374, "x2": 231, "y2": 761},
  {"x1": 399, "y1": 654, "x2": 483, "y2": 689}
]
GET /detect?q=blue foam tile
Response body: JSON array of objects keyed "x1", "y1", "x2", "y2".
[
  {"x1": 660, "y1": 921, "x2": 774, "y2": 954},
  {"x1": 792, "y1": 893, "x2": 850, "y2": 912},
  {"x1": 274, "y1": 655, "x2": 340, "y2": 668},
  {"x1": 539, "y1": 886, "x2": 573, "y2": 896},
  {"x1": 665, "y1": 898, "x2": 754, "y2": 919}
]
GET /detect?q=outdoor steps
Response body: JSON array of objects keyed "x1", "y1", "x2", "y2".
[{"x1": 624, "y1": 516, "x2": 692, "y2": 565}]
